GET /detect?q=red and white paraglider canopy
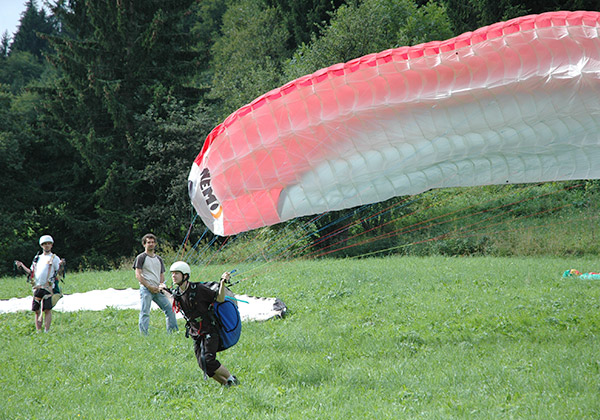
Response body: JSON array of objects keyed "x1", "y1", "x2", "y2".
[{"x1": 189, "y1": 11, "x2": 600, "y2": 236}]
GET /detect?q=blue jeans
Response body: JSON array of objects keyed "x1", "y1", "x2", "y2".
[{"x1": 139, "y1": 286, "x2": 178, "y2": 334}]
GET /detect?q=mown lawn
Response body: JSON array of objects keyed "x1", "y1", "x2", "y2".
[{"x1": 1, "y1": 256, "x2": 599, "y2": 419}]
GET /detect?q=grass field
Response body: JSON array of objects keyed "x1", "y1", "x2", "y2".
[{"x1": 1, "y1": 256, "x2": 600, "y2": 419}]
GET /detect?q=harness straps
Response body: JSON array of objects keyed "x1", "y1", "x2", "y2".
[
  {"x1": 34, "y1": 253, "x2": 58, "y2": 321},
  {"x1": 171, "y1": 283, "x2": 201, "y2": 338},
  {"x1": 172, "y1": 282, "x2": 219, "y2": 340},
  {"x1": 200, "y1": 335, "x2": 208, "y2": 380},
  {"x1": 28, "y1": 253, "x2": 40, "y2": 286},
  {"x1": 37, "y1": 293, "x2": 53, "y2": 321}
]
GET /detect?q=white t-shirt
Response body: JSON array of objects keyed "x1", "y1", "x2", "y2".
[{"x1": 32, "y1": 253, "x2": 61, "y2": 288}]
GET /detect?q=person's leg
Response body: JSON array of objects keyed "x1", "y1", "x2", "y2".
[
  {"x1": 32, "y1": 290, "x2": 43, "y2": 331},
  {"x1": 139, "y1": 287, "x2": 152, "y2": 335},
  {"x1": 194, "y1": 335, "x2": 223, "y2": 382},
  {"x1": 153, "y1": 292, "x2": 178, "y2": 332},
  {"x1": 34, "y1": 310, "x2": 42, "y2": 331},
  {"x1": 41, "y1": 294, "x2": 53, "y2": 332},
  {"x1": 212, "y1": 365, "x2": 232, "y2": 385},
  {"x1": 201, "y1": 334, "x2": 237, "y2": 386},
  {"x1": 44, "y1": 309, "x2": 52, "y2": 332}
]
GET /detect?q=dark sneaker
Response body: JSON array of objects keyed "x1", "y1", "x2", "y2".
[{"x1": 225, "y1": 376, "x2": 240, "y2": 387}]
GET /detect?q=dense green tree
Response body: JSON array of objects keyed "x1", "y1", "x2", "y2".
[
  {"x1": 285, "y1": 0, "x2": 453, "y2": 79},
  {"x1": 0, "y1": 0, "x2": 64, "y2": 272},
  {"x1": 191, "y1": 0, "x2": 228, "y2": 70},
  {"x1": 0, "y1": 78, "x2": 81, "y2": 272},
  {"x1": 39, "y1": 0, "x2": 200, "y2": 266},
  {"x1": 1, "y1": 32, "x2": 10, "y2": 58},
  {"x1": 10, "y1": 0, "x2": 55, "y2": 58},
  {"x1": 266, "y1": 0, "x2": 347, "y2": 49},
  {"x1": 209, "y1": 0, "x2": 291, "y2": 117},
  {"x1": 186, "y1": 0, "x2": 229, "y2": 98},
  {"x1": 0, "y1": 0, "x2": 56, "y2": 93},
  {"x1": 442, "y1": 0, "x2": 600, "y2": 34},
  {"x1": 0, "y1": 51, "x2": 46, "y2": 92},
  {"x1": 134, "y1": 94, "x2": 216, "y2": 243},
  {"x1": 0, "y1": 88, "x2": 29, "y2": 267}
]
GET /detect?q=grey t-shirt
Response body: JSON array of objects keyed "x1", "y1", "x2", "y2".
[{"x1": 133, "y1": 252, "x2": 165, "y2": 288}]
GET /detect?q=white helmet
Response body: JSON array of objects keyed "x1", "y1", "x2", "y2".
[
  {"x1": 39, "y1": 235, "x2": 54, "y2": 246},
  {"x1": 169, "y1": 261, "x2": 191, "y2": 275}
]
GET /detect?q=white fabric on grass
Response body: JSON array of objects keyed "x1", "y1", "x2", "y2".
[{"x1": 0, "y1": 288, "x2": 287, "y2": 321}]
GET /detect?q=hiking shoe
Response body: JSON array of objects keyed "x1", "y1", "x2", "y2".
[{"x1": 225, "y1": 376, "x2": 240, "y2": 387}]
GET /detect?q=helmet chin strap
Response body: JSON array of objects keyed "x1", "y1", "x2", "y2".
[{"x1": 176, "y1": 276, "x2": 190, "y2": 292}]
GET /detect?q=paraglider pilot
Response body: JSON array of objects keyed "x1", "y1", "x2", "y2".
[{"x1": 160, "y1": 261, "x2": 239, "y2": 387}]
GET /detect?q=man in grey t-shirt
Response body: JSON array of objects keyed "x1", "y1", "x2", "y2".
[{"x1": 133, "y1": 233, "x2": 178, "y2": 334}]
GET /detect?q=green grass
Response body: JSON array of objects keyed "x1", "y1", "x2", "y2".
[{"x1": 1, "y1": 256, "x2": 600, "y2": 419}]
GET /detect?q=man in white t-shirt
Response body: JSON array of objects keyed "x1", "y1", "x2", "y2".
[
  {"x1": 15, "y1": 235, "x2": 64, "y2": 332},
  {"x1": 132, "y1": 233, "x2": 178, "y2": 335}
]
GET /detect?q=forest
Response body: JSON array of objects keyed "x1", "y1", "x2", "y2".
[{"x1": 1, "y1": 0, "x2": 599, "y2": 274}]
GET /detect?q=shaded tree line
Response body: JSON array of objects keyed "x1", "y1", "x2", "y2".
[{"x1": 1, "y1": 0, "x2": 597, "y2": 274}]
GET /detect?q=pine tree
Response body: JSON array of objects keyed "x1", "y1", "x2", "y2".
[
  {"x1": 209, "y1": 0, "x2": 290, "y2": 116},
  {"x1": 266, "y1": 0, "x2": 346, "y2": 49},
  {"x1": 10, "y1": 0, "x2": 55, "y2": 58},
  {"x1": 41, "y1": 0, "x2": 199, "y2": 263},
  {"x1": 0, "y1": 32, "x2": 10, "y2": 58}
]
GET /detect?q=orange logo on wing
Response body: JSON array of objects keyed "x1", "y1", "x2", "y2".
[{"x1": 200, "y1": 168, "x2": 223, "y2": 220}]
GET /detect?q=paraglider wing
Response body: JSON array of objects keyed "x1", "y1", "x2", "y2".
[{"x1": 189, "y1": 11, "x2": 600, "y2": 236}]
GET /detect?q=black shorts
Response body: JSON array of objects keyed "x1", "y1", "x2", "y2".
[
  {"x1": 32, "y1": 288, "x2": 52, "y2": 311},
  {"x1": 193, "y1": 333, "x2": 222, "y2": 377}
]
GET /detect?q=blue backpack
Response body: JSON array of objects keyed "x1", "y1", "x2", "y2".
[{"x1": 213, "y1": 298, "x2": 242, "y2": 351}]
